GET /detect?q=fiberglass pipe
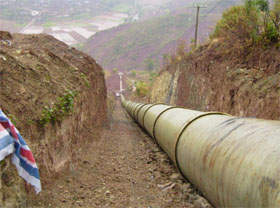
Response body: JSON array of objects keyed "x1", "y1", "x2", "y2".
[{"x1": 121, "y1": 96, "x2": 280, "y2": 207}]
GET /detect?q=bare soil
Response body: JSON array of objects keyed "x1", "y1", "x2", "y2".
[
  {"x1": 0, "y1": 31, "x2": 107, "y2": 207},
  {"x1": 27, "y1": 100, "x2": 212, "y2": 208},
  {"x1": 151, "y1": 37, "x2": 280, "y2": 121}
]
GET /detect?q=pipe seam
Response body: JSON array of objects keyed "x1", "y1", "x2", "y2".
[
  {"x1": 174, "y1": 112, "x2": 229, "y2": 180},
  {"x1": 142, "y1": 103, "x2": 164, "y2": 131}
]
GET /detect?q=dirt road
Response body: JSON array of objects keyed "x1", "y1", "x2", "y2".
[{"x1": 28, "y1": 100, "x2": 211, "y2": 208}]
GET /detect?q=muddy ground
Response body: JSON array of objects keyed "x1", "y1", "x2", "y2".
[{"x1": 27, "y1": 100, "x2": 212, "y2": 208}]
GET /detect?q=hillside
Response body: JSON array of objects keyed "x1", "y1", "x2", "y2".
[
  {"x1": 148, "y1": 2, "x2": 280, "y2": 120},
  {"x1": 85, "y1": 0, "x2": 242, "y2": 71},
  {"x1": 0, "y1": 31, "x2": 107, "y2": 206}
]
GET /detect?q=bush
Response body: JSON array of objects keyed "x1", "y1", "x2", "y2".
[
  {"x1": 135, "y1": 81, "x2": 149, "y2": 97},
  {"x1": 264, "y1": 21, "x2": 280, "y2": 43},
  {"x1": 211, "y1": 5, "x2": 256, "y2": 41},
  {"x1": 130, "y1": 70, "x2": 137, "y2": 77},
  {"x1": 149, "y1": 72, "x2": 157, "y2": 82},
  {"x1": 212, "y1": 0, "x2": 280, "y2": 45},
  {"x1": 112, "y1": 68, "x2": 119, "y2": 73},
  {"x1": 39, "y1": 90, "x2": 77, "y2": 125}
]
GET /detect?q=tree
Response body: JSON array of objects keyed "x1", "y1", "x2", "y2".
[{"x1": 270, "y1": 0, "x2": 280, "y2": 32}]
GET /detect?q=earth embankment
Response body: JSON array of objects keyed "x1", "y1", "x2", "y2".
[
  {"x1": 0, "y1": 31, "x2": 107, "y2": 207},
  {"x1": 149, "y1": 39, "x2": 280, "y2": 120}
]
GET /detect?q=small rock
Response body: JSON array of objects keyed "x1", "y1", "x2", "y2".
[
  {"x1": 76, "y1": 200, "x2": 83, "y2": 206},
  {"x1": 0, "y1": 55, "x2": 6, "y2": 61},
  {"x1": 157, "y1": 182, "x2": 172, "y2": 189},
  {"x1": 157, "y1": 182, "x2": 176, "y2": 191},
  {"x1": 170, "y1": 173, "x2": 181, "y2": 180}
]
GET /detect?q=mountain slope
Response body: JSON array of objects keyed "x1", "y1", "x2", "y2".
[
  {"x1": 148, "y1": 2, "x2": 280, "y2": 120},
  {"x1": 85, "y1": 0, "x2": 242, "y2": 71}
]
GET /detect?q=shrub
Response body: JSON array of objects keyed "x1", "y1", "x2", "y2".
[
  {"x1": 39, "y1": 90, "x2": 77, "y2": 126},
  {"x1": 149, "y1": 72, "x2": 157, "y2": 82},
  {"x1": 212, "y1": 0, "x2": 280, "y2": 45},
  {"x1": 135, "y1": 81, "x2": 149, "y2": 97},
  {"x1": 211, "y1": 5, "x2": 256, "y2": 41},
  {"x1": 264, "y1": 20, "x2": 280, "y2": 43},
  {"x1": 112, "y1": 68, "x2": 119, "y2": 73},
  {"x1": 130, "y1": 70, "x2": 137, "y2": 77}
]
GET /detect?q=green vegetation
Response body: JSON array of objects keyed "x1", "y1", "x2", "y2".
[
  {"x1": 112, "y1": 68, "x2": 119, "y2": 73},
  {"x1": 0, "y1": 8, "x2": 31, "y2": 21},
  {"x1": 130, "y1": 70, "x2": 137, "y2": 77},
  {"x1": 149, "y1": 72, "x2": 158, "y2": 82},
  {"x1": 81, "y1": 73, "x2": 90, "y2": 88},
  {"x1": 42, "y1": 21, "x2": 57, "y2": 28},
  {"x1": 212, "y1": 0, "x2": 280, "y2": 45},
  {"x1": 39, "y1": 90, "x2": 77, "y2": 126},
  {"x1": 71, "y1": 13, "x2": 93, "y2": 21},
  {"x1": 7, "y1": 114, "x2": 18, "y2": 126},
  {"x1": 135, "y1": 81, "x2": 149, "y2": 97},
  {"x1": 15, "y1": 23, "x2": 27, "y2": 28},
  {"x1": 130, "y1": 70, "x2": 158, "y2": 97}
]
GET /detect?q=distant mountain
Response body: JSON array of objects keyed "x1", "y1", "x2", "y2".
[{"x1": 84, "y1": 0, "x2": 243, "y2": 71}]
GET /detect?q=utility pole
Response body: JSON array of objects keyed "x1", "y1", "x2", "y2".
[
  {"x1": 192, "y1": 5, "x2": 207, "y2": 48},
  {"x1": 119, "y1": 72, "x2": 123, "y2": 93},
  {"x1": 194, "y1": 6, "x2": 200, "y2": 48}
]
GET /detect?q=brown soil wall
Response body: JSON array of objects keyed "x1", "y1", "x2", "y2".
[
  {"x1": 0, "y1": 32, "x2": 107, "y2": 207},
  {"x1": 151, "y1": 40, "x2": 280, "y2": 120}
]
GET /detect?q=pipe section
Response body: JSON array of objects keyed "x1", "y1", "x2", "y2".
[{"x1": 121, "y1": 96, "x2": 280, "y2": 207}]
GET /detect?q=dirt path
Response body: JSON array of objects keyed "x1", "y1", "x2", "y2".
[{"x1": 28, "y1": 100, "x2": 212, "y2": 208}]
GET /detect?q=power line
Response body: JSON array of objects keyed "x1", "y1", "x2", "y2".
[
  {"x1": 186, "y1": 0, "x2": 226, "y2": 44},
  {"x1": 200, "y1": 0, "x2": 225, "y2": 21}
]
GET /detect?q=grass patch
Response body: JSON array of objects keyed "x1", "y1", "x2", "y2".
[
  {"x1": 15, "y1": 23, "x2": 27, "y2": 28},
  {"x1": 42, "y1": 21, "x2": 57, "y2": 28},
  {"x1": 81, "y1": 73, "x2": 90, "y2": 88}
]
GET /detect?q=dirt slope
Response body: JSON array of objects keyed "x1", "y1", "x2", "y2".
[
  {"x1": 27, "y1": 100, "x2": 212, "y2": 208},
  {"x1": 149, "y1": 39, "x2": 280, "y2": 120},
  {"x1": 0, "y1": 31, "x2": 107, "y2": 207}
]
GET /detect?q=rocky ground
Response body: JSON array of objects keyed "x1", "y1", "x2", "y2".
[{"x1": 27, "y1": 100, "x2": 212, "y2": 208}]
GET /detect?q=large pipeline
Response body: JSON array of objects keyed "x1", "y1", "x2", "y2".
[{"x1": 121, "y1": 95, "x2": 280, "y2": 207}]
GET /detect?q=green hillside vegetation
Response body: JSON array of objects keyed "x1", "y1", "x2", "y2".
[{"x1": 211, "y1": 0, "x2": 280, "y2": 49}]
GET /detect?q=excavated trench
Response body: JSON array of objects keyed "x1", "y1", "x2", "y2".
[{"x1": 27, "y1": 100, "x2": 211, "y2": 208}]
